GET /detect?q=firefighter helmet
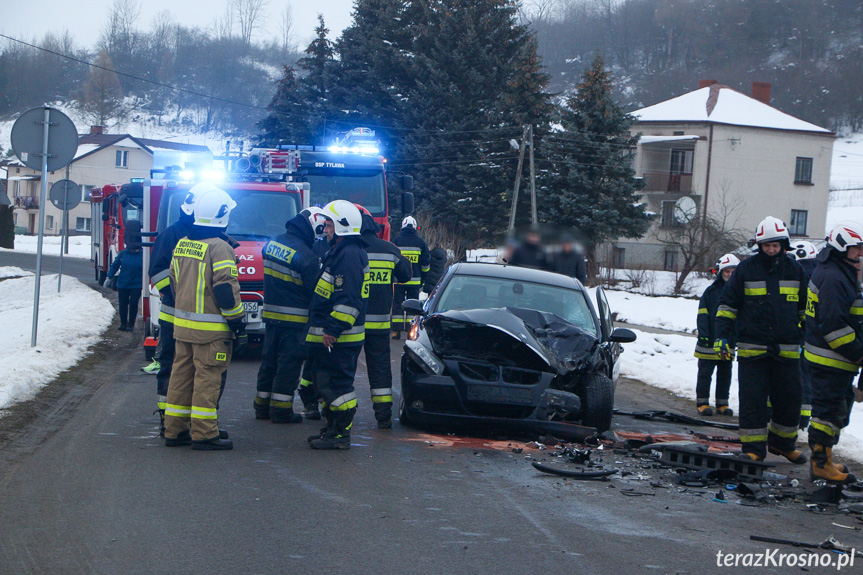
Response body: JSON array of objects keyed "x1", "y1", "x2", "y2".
[
  {"x1": 354, "y1": 203, "x2": 372, "y2": 217},
  {"x1": 322, "y1": 200, "x2": 362, "y2": 237},
  {"x1": 402, "y1": 216, "x2": 417, "y2": 229},
  {"x1": 754, "y1": 216, "x2": 790, "y2": 247},
  {"x1": 181, "y1": 182, "x2": 219, "y2": 216},
  {"x1": 791, "y1": 240, "x2": 817, "y2": 260},
  {"x1": 193, "y1": 187, "x2": 236, "y2": 228},
  {"x1": 299, "y1": 207, "x2": 326, "y2": 236},
  {"x1": 826, "y1": 221, "x2": 863, "y2": 253},
  {"x1": 715, "y1": 253, "x2": 740, "y2": 272}
]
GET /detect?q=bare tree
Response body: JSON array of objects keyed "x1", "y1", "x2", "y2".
[
  {"x1": 278, "y1": 3, "x2": 295, "y2": 56},
  {"x1": 100, "y1": 0, "x2": 141, "y2": 53},
  {"x1": 213, "y1": 3, "x2": 235, "y2": 41},
  {"x1": 233, "y1": 0, "x2": 270, "y2": 46},
  {"x1": 80, "y1": 50, "x2": 125, "y2": 126},
  {"x1": 656, "y1": 184, "x2": 747, "y2": 294}
]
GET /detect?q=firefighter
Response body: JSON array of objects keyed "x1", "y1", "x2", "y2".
[
  {"x1": 392, "y1": 216, "x2": 429, "y2": 339},
  {"x1": 792, "y1": 240, "x2": 818, "y2": 429},
  {"x1": 714, "y1": 216, "x2": 808, "y2": 463},
  {"x1": 305, "y1": 200, "x2": 369, "y2": 450},
  {"x1": 164, "y1": 186, "x2": 244, "y2": 450},
  {"x1": 694, "y1": 253, "x2": 739, "y2": 417},
  {"x1": 356, "y1": 204, "x2": 412, "y2": 428},
  {"x1": 254, "y1": 208, "x2": 323, "y2": 423},
  {"x1": 804, "y1": 222, "x2": 863, "y2": 483}
]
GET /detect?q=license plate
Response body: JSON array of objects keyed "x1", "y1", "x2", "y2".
[{"x1": 243, "y1": 302, "x2": 259, "y2": 313}]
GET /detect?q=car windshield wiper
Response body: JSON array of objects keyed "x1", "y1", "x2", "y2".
[{"x1": 230, "y1": 233, "x2": 271, "y2": 240}]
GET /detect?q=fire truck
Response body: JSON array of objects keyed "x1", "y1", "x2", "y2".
[{"x1": 90, "y1": 181, "x2": 144, "y2": 286}]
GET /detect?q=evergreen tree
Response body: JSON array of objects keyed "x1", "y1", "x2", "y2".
[{"x1": 537, "y1": 54, "x2": 650, "y2": 262}]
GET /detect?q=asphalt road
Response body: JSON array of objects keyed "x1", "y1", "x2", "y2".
[
  {"x1": 0, "y1": 250, "x2": 97, "y2": 287},
  {"x1": 1, "y1": 251, "x2": 860, "y2": 574}
]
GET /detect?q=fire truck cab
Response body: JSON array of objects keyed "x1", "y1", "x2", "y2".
[{"x1": 90, "y1": 182, "x2": 144, "y2": 286}]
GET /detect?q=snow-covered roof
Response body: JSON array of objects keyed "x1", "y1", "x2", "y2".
[
  {"x1": 639, "y1": 135, "x2": 701, "y2": 144},
  {"x1": 73, "y1": 144, "x2": 101, "y2": 159},
  {"x1": 634, "y1": 86, "x2": 832, "y2": 134}
]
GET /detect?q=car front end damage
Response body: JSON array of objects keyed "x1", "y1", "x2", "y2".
[{"x1": 400, "y1": 307, "x2": 614, "y2": 440}]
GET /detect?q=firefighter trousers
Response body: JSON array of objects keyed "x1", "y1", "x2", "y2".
[
  {"x1": 800, "y1": 355, "x2": 813, "y2": 422},
  {"x1": 806, "y1": 361, "x2": 857, "y2": 447},
  {"x1": 309, "y1": 344, "x2": 360, "y2": 434},
  {"x1": 363, "y1": 332, "x2": 394, "y2": 421},
  {"x1": 695, "y1": 359, "x2": 732, "y2": 407},
  {"x1": 165, "y1": 338, "x2": 232, "y2": 442},
  {"x1": 157, "y1": 319, "x2": 226, "y2": 413},
  {"x1": 255, "y1": 324, "x2": 306, "y2": 418},
  {"x1": 738, "y1": 356, "x2": 802, "y2": 459},
  {"x1": 392, "y1": 285, "x2": 420, "y2": 332}
]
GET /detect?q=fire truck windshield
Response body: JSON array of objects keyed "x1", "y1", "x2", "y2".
[
  {"x1": 162, "y1": 188, "x2": 300, "y2": 240},
  {"x1": 303, "y1": 169, "x2": 385, "y2": 216}
]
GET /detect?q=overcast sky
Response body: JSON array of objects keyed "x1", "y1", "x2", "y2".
[{"x1": 1, "y1": 0, "x2": 353, "y2": 50}]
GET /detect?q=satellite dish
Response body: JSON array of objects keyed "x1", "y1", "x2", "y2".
[{"x1": 673, "y1": 196, "x2": 698, "y2": 224}]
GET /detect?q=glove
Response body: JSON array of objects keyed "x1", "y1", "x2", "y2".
[
  {"x1": 714, "y1": 338, "x2": 733, "y2": 360},
  {"x1": 697, "y1": 337, "x2": 711, "y2": 348},
  {"x1": 227, "y1": 317, "x2": 246, "y2": 337},
  {"x1": 233, "y1": 332, "x2": 248, "y2": 356}
]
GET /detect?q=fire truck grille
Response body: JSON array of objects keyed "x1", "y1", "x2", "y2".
[{"x1": 240, "y1": 281, "x2": 264, "y2": 292}]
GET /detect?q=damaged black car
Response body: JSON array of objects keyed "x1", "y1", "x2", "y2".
[{"x1": 399, "y1": 263, "x2": 636, "y2": 438}]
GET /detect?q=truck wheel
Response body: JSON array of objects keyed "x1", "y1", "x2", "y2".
[{"x1": 579, "y1": 373, "x2": 614, "y2": 432}]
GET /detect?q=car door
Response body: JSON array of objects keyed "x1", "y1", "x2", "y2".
[{"x1": 594, "y1": 286, "x2": 622, "y2": 382}]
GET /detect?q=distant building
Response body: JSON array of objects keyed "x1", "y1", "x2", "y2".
[
  {"x1": 604, "y1": 81, "x2": 835, "y2": 271},
  {"x1": 5, "y1": 126, "x2": 210, "y2": 236}
]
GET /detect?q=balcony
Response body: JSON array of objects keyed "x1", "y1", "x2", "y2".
[
  {"x1": 14, "y1": 196, "x2": 39, "y2": 209},
  {"x1": 643, "y1": 172, "x2": 693, "y2": 194}
]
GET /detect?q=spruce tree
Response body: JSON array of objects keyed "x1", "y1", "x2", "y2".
[{"x1": 537, "y1": 54, "x2": 650, "y2": 260}]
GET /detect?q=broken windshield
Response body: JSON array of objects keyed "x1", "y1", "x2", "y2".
[{"x1": 435, "y1": 274, "x2": 597, "y2": 335}]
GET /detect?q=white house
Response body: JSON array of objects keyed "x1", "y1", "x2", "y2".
[{"x1": 606, "y1": 81, "x2": 835, "y2": 271}]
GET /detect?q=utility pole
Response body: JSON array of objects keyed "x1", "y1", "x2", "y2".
[
  {"x1": 507, "y1": 125, "x2": 529, "y2": 232},
  {"x1": 528, "y1": 124, "x2": 537, "y2": 225}
]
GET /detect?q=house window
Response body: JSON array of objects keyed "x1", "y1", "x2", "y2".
[
  {"x1": 116, "y1": 150, "x2": 129, "y2": 168},
  {"x1": 673, "y1": 131, "x2": 685, "y2": 136},
  {"x1": 664, "y1": 250, "x2": 678, "y2": 272},
  {"x1": 76, "y1": 217, "x2": 91, "y2": 232},
  {"x1": 81, "y1": 185, "x2": 93, "y2": 203},
  {"x1": 612, "y1": 247, "x2": 625, "y2": 269},
  {"x1": 795, "y1": 157, "x2": 813, "y2": 184},
  {"x1": 661, "y1": 201, "x2": 682, "y2": 228},
  {"x1": 669, "y1": 149, "x2": 693, "y2": 174},
  {"x1": 46, "y1": 215, "x2": 54, "y2": 229},
  {"x1": 790, "y1": 210, "x2": 808, "y2": 236}
]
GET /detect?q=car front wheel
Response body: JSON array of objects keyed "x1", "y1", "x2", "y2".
[{"x1": 579, "y1": 373, "x2": 614, "y2": 431}]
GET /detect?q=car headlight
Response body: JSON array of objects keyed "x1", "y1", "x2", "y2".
[{"x1": 405, "y1": 340, "x2": 445, "y2": 375}]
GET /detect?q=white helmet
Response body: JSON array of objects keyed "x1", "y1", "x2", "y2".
[
  {"x1": 754, "y1": 216, "x2": 790, "y2": 247},
  {"x1": 300, "y1": 207, "x2": 327, "y2": 237},
  {"x1": 322, "y1": 200, "x2": 362, "y2": 237},
  {"x1": 193, "y1": 187, "x2": 236, "y2": 228},
  {"x1": 791, "y1": 240, "x2": 817, "y2": 260},
  {"x1": 827, "y1": 221, "x2": 863, "y2": 253},
  {"x1": 181, "y1": 182, "x2": 220, "y2": 216},
  {"x1": 715, "y1": 253, "x2": 740, "y2": 272},
  {"x1": 401, "y1": 216, "x2": 417, "y2": 229}
]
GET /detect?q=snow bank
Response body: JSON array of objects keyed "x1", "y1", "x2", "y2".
[
  {"x1": 603, "y1": 289, "x2": 699, "y2": 333},
  {"x1": 832, "y1": 134, "x2": 863, "y2": 191},
  {"x1": 0, "y1": 234, "x2": 92, "y2": 259},
  {"x1": 0, "y1": 266, "x2": 33, "y2": 279},
  {"x1": 0, "y1": 271, "x2": 114, "y2": 412}
]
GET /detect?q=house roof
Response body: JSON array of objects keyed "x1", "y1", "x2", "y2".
[
  {"x1": 633, "y1": 85, "x2": 833, "y2": 134},
  {"x1": 74, "y1": 134, "x2": 210, "y2": 162}
]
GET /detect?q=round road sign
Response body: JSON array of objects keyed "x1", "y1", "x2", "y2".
[
  {"x1": 49, "y1": 179, "x2": 81, "y2": 211},
  {"x1": 10, "y1": 107, "x2": 78, "y2": 172}
]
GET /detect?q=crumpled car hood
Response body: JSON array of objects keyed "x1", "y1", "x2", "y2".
[{"x1": 424, "y1": 307, "x2": 598, "y2": 374}]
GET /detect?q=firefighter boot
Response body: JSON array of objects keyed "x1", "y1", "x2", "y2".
[
  {"x1": 811, "y1": 444, "x2": 856, "y2": 483},
  {"x1": 697, "y1": 405, "x2": 713, "y2": 416},
  {"x1": 298, "y1": 383, "x2": 320, "y2": 420},
  {"x1": 270, "y1": 410, "x2": 303, "y2": 424},
  {"x1": 192, "y1": 436, "x2": 234, "y2": 450},
  {"x1": 308, "y1": 406, "x2": 333, "y2": 443},
  {"x1": 165, "y1": 430, "x2": 192, "y2": 447},
  {"x1": 153, "y1": 409, "x2": 166, "y2": 438},
  {"x1": 768, "y1": 445, "x2": 809, "y2": 464},
  {"x1": 310, "y1": 408, "x2": 355, "y2": 450},
  {"x1": 253, "y1": 398, "x2": 270, "y2": 420},
  {"x1": 374, "y1": 403, "x2": 393, "y2": 429},
  {"x1": 716, "y1": 405, "x2": 734, "y2": 417}
]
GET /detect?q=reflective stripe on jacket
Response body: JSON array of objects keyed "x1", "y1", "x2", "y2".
[
  {"x1": 261, "y1": 216, "x2": 320, "y2": 329},
  {"x1": 363, "y1": 232, "x2": 412, "y2": 333},
  {"x1": 694, "y1": 277, "x2": 732, "y2": 360},
  {"x1": 148, "y1": 219, "x2": 194, "y2": 321},
  {"x1": 393, "y1": 227, "x2": 429, "y2": 286}
]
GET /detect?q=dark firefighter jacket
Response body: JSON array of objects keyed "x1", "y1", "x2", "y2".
[
  {"x1": 361, "y1": 215, "x2": 412, "y2": 333},
  {"x1": 261, "y1": 214, "x2": 321, "y2": 329},
  {"x1": 393, "y1": 227, "x2": 429, "y2": 286},
  {"x1": 107, "y1": 248, "x2": 143, "y2": 290},
  {"x1": 306, "y1": 236, "x2": 370, "y2": 347},
  {"x1": 148, "y1": 215, "x2": 194, "y2": 323},
  {"x1": 715, "y1": 250, "x2": 807, "y2": 361},
  {"x1": 423, "y1": 247, "x2": 448, "y2": 293},
  {"x1": 804, "y1": 249, "x2": 863, "y2": 373},
  {"x1": 695, "y1": 276, "x2": 734, "y2": 359}
]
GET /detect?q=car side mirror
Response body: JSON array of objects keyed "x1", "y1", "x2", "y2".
[
  {"x1": 402, "y1": 191, "x2": 415, "y2": 214},
  {"x1": 609, "y1": 327, "x2": 636, "y2": 343},
  {"x1": 401, "y1": 298, "x2": 426, "y2": 317}
]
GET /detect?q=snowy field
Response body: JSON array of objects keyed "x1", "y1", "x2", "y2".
[
  {"x1": 0, "y1": 268, "x2": 114, "y2": 412},
  {"x1": 0, "y1": 234, "x2": 92, "y2": 259}
]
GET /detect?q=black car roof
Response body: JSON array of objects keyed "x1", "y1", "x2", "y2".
[{"x1": 450, "y1": 262, "x2": 585, "y2": 291}]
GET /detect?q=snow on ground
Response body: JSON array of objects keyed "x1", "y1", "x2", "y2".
[
  {"x1": 0, "y1": 266, "x2": 32, "y2": 279},
  {"x1": 0, "y1": 269, "x2": 114, "y2": 412},
  {"x1": 604, "y1": 289, "x2": 699, "y2": 333},
  {"x1": 832, "y1": 133, "x2": 863, "y2": 192},
  {"x1": 827, "y1": 188, "x2": 863, "y2": 230},
  {"x1": 0, "y1": 234, "x2": 92, "y2": 259}
]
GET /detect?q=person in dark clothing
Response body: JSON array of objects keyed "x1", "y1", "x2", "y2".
[
  {"x1": 356, "y1": 205, "x2": 412, "y2": 428},
  {"x1": 305, "y1": 200, "x2": 370, "y2": 450},
  {"x1": 714, "y1": 216, "x2": 808, "y2": 464},
  {"x1": 391, "y1": 216, "x2": 429, "y2": 338},
  {"x1": 254, "y1": 208, "x2": 322, "y2": 423},
  {"x1": 107, "y1": 244, "x2": 144, "y2": 331},
  {"x1": 693, "y1": 253, "x2": 739, "y2": 416},
  {"x1": 552, "y1": 239, "x2": 587, "y2": 284},
  {"x1": 804, "y1": 223, "x2": 863, "y2": 483},
  {"x1": 791, "y1": 240, "x2": 818, "y2": 429},
  {"x1": 423, "y1": 246, "x2": 448, "y2": 294},
  {"x1": 508, "y1": 230, "x2": 548, "y2": 270}
]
